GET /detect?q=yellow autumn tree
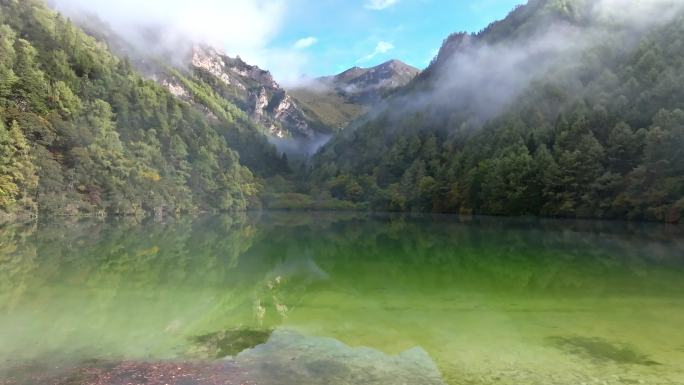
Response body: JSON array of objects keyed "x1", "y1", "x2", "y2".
[{"x1": 0, "y1": 120, "x2": 38, "y2": 213}]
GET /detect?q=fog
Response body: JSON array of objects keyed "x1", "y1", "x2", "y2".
[
  {"x1": 269, "y1": 133, "x2": 333, "y2": 159},
  {"x1": 46, "y1": 0, "x2": 684, "y2": 141},
  {"x1": 48, "y1": 0, "x2": 312, "y2": 85},
  {"x1": 378, "y1": 0, "x2": 684, "y2": 127}
]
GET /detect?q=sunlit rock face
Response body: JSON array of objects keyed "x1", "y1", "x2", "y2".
[
  {"x1": 159, "y1": 75, "x2": 219, "y2": 121},
  {"x1": 314, "y1": 60, "x2": 420, "y2": 104},
  {"x1": 236, "y1": 330, "x2": 447, "y2": 385},
  {"x1": 191, "y1": 46, "x2": 237, "y2": 88},
  {"x1": 189, "y1": 45, "x2": 314, "y2": 138},
  {"x1": 161, "y1": 78, "x2": 191, "y2": 100},
  {"x1": 288, "y1": 60, "x2": 419, "y2": 132}
]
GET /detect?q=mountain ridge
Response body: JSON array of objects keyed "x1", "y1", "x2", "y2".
[
  {"x1": 306, "y1": 0, "x2": 684, "y2": 223},
  {"x1": 54, "y1": 12, "x2": 327, "y2": 139},
  {"x1": 3, "y1": 0, "x2": 684, "y2": 222},
  {"x1": 289, "y1": 60, "x2": 420, "y2": 131},
  {"x1": 314, "y1": 59, "x2": 419, "y2": 103},
  {"x1": 181, "y1": 45, "x2": 318, "y2": 139},
  {"x1": 0, "y1": 0, "x2": 283, "y2": 217}
]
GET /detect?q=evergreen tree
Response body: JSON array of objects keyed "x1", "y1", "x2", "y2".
[{"x1": 0, "y1": 120, "x2": 37, "y2": 212}]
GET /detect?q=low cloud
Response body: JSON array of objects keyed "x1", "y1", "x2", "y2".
[
  {"x1": 377, "y1": 0, "x2": 684, "y2": 126},
  {"x1": 52, "y1": 0, "x2": 285, "y2": 57},
  {"x1": 269, "y1": 133, "x2": 333, "y2": 157},
  {"x1": 50, "y1": 0, "x2": 313, "y2": 84}
]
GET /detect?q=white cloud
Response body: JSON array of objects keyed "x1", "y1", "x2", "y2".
[
  {"x1": 375, "y1": 41, "x2": 395, "y2": 54},
  {"x1": 358, "y1": 41, "x2": 395, "y2": 63},
  {"x1": 364, "y1": 0, "x2": 399, "y2": 11},
  {"x1": 54, "y1": 0, "x2": 285, "y2": 54},
  {"x1": 51, "y1": 0, "x2": 332, "y2": 85},
  {"x1": 256, "y1": 47, "x2": 313, "y2": 87},
  {"x1": 293, "y1": 36, "x2": 318, "y2": 49},
  {"x1": 52, "y1": 0, "x2": 301, "y2": 80}
]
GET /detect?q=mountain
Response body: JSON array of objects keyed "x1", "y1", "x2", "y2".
[
  {"x1": 0, "y1": 0, "x2": 288, "y2": 218},
  {"x1": 169, "y1": 45, "x2": 320, "y2": 139},
  {"x1": 59, "y1": 14, "x2": 326, "y2": 140},
  {"x1": 290, "y1": 60, "x2": 419, "y2": 131},
  {"x1": 4, "y1": 0, "x2": 684, "y2": 222},
  {"x1": 307, "y1": 0, "x2": 684, "y2": 223},
  {"x1": 41, "y1": 10, "x2": 294, "y2": 176},
  {"x1": 320, "y1": 60, "x2": 420, "y2": 103}
]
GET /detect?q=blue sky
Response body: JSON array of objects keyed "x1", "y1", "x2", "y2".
[
  {"x1": 273, "y1": 0, "x2": 522, "y2": 77},
  {"x1": 55, "y1": 0, "x2": 523, "y2": 83}
]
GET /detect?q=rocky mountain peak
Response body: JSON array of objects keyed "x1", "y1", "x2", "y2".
[
  {"x1": 359, "y1": 59, "x2": 420, "y2": 88},
  {"x1": 190, "y1": 45, "x2": 237, "y2": 88},
  {"x1": 378, "y1": 59, "x2": 409, "y2": 69},
  {"x1": 289, "y1": 59, "x2": 420, "y2": 131},
  {"x1": 175, "y1": 44, "x2": 315, "y2": 138},
  {"x1": 318, "y1": 59, "x2": 420, "y2": 103}
]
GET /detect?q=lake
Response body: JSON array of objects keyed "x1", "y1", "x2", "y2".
[{"x1": 1, "y1": 212, "x2": 683, "y2": 385}]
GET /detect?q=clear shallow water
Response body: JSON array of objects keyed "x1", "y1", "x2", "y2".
[{"x1": 1, "y1": 212, "x2": 683, "y2": 385}]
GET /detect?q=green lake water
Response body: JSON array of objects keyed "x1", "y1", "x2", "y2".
[{"x1": 1, "y1": 212, "x2": 683, "y2": 385}]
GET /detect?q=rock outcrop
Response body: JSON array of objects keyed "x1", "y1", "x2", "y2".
[
  {"x1": 237, "y1": 329, "x2": 447, "y2": 385},
  {"x1": 184, "y1": 46, "x2": 315, "y2": 138},
  {"x1": 317, "y1": 59, "x2": 420, "y2": 104},
  {"x1": 289, "y1": 60, "x2": 420, "y2": 130}
]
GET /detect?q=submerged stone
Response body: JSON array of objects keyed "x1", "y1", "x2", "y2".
[
  {"x1": 547, "y1": 336, "x2": 661, "y2": 366},
  {"x1": 235, "y1": 329, "x2": 447, "y2": 385},
  {"x1": 189, "y1": 328, "x2": 273, "y2": 359}
]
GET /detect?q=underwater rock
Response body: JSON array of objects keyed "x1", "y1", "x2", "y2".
[
  {"x1": 547, "y1": 336, "x2": 661, "y2": 366},
  {"x1": 189, "y1": 328, "x2": 273, "y2": 359},
  {"x1": 235, "y1": 329, "x2": 447, "y2": 385}
]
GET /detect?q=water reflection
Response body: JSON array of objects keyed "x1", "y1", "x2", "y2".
[{"x1": 0, "y1": 213, "x2": 683, "y2": 385}]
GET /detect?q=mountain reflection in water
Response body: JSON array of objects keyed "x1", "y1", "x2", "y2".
[{"x1": 1, "y1": 212, "x2": 683, "y2": 385}]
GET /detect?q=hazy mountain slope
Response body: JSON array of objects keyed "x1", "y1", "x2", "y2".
[
  {"x1": 290, "y1": 60, "x2": 419, "y2": 131},
  {"x1": 57, "y1": 10, "x2": 327, "y2": 140},
  {"x1": 0, "y1": 0, "x2": 285, "y2": 217},
  {"x1": 172, "y1": 45, "x2": 325, "y2": 139},
  {"x1": 319, "y1": 60, "x2": 420, "y2": 104},
  {"x1": 308, "y1": 0, "x2": 684, "y2": 222},
  {"x1": 57, "y1": 16, "x2": 295, "y2": 172},
  {"x1": 288, "y1": 89, "x2": 366, "y2": 133}
]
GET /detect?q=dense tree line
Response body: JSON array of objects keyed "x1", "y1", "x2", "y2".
[
  {"x1": 0, "y1": 0, "x2": 288, "y2": 217},
  {"x1": 308, "y1": 1, "x2": 684, "y2": 223},
  {"x1": 2, "y1": 0, "x2": 683, "y2": 223}
]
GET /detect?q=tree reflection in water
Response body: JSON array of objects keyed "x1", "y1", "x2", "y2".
[{"x1": 1, "y1": 212, "x2": 683, "y2": 385}]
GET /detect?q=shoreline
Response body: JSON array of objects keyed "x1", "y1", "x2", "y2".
[
  {"x1": 0, "y1": 359, "x2": 248, "y2": 385},
  {"x1": 2, "y1": 207, "x2": 682, "y2": 226}
]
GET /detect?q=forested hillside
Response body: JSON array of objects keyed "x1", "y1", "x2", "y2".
[
  {"x1": 308, "y1": 0, "x2": 684, "y2": 223},
  {"x1": 0, "y1": 0, "x2": 288, "y2": 218},
  {"x1": 2, "y1": 0, "x2": 684, "y2": 223}
]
